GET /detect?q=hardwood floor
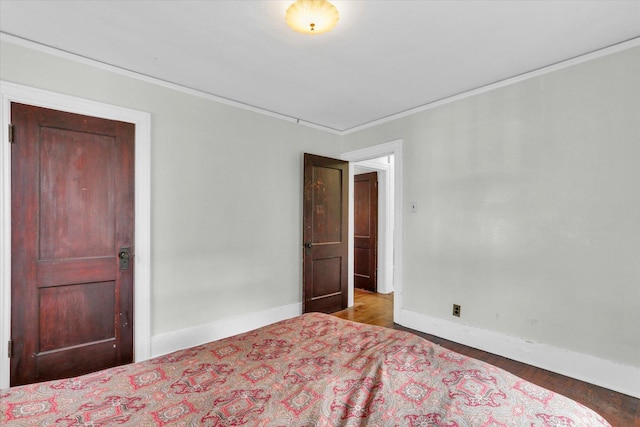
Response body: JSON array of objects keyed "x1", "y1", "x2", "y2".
[{"x1": 332, "y1": 289, "x2": 639, "y2": 427}]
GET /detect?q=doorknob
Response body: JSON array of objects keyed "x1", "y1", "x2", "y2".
[
  {"x1": 304, "y1": 242, "x2": 312, "y2": 255},
  {"x1": 119, "y1": 247, "x2": 130, "y2": 270}
]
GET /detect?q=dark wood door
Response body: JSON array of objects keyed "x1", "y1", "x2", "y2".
[
  {"x1": 303, "y1": 153, "x2": 348, "y2": 313},
  {"x1": 354, "y1": 172, "x2": 378, "y2": 292},
  {"x1": 10, "y1": 103, "x2": 135, "y2": 386}
]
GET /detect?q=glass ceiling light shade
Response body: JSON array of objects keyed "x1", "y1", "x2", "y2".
[{"x1": 285, "y1": 0, "x2": 339, "y2": 35}]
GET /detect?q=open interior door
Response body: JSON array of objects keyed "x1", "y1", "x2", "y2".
[{"x1": 303, "y1": 153, "x2": 348, "y2": 313}]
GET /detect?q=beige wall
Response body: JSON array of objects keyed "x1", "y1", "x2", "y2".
[
  {"x1": 342, "y1": 46, "x2": 640, "y2": 368},
  {"x1": 0, "y1": 40, "x2": 342, "y2": 336}
]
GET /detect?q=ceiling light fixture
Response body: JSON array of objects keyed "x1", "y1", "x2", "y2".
[{"x1": 285, "y1": 0, "x2": 339, "y2": 35}]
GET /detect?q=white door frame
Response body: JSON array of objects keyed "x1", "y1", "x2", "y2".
[
  {"x1": 0, "y1": 81, "x2": 151, "y2": 388},
  {"x1": 342, "y1": 140, "x2": 403, "y2": 323}
]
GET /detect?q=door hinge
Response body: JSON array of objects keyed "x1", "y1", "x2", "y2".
[
  {"x1": 7, "y1": 340, "x2": 12, "y2": 358},
  {"x1": 8, "y1": 124, "x2": 14, "y2": 144}
]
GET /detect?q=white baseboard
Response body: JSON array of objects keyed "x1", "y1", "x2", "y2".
[
  {"x1": 399, "y1": 309, "x2": 640, "y2": 399},
  {"x1": 151, "y1": 303, "x2": 302, "y2": 358}
]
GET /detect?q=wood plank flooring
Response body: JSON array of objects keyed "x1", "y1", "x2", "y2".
[{"x1": 332, "y1": 289, "x2": 639, "y2": 427}]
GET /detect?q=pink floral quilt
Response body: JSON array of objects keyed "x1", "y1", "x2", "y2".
[{"x1": 1, "y1": 313, "x2": 609, "y2": 426}]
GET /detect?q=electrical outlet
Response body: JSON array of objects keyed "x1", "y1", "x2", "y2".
[{"x1": 452, "y1": 304, "x2": 461, "y2": 317}]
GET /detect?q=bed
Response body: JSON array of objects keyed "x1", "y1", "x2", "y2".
[{"x1": 1, "y1": 312, "x2": 609, "y2": 426}]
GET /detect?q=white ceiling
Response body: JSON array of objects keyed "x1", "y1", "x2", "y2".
[{"x1": 1, "y1": 1, "x2": 639, "y2": 132}]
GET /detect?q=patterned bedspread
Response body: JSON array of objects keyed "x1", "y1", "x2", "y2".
[{"x1": 1, "y1": 313, "x2": 609, "y2": 426}]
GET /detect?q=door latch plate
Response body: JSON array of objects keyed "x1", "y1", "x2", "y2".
[{"x1": 119, "y1": 247, "x2": 130, "y2": 270}]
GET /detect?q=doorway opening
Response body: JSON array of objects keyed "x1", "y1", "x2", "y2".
[
  {"x1": 342, "y1": 140, "x2": 404, "y2": 324},
  {"x1": 353, "y1": 156, "x2": 393, "y2": 295}
]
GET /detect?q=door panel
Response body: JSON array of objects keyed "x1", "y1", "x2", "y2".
[
  {"x1": 10, "y1": 103, "x2": 135, "y2": 386},
  {"x1": 303, "y1": 153, "x2": 348, "y2": 313},
  {"x1": 39, "y1": 282, "x2": 116, "y2": 351},
  {"x1": 354, "y1": 172, "x2": 378, "y2": 292},
  {"x1": 39, "y1": 128, "x2": 115, "y2": 259}
]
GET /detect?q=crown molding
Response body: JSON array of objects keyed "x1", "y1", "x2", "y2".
[
  {"x1": 0, "y1": 33, "x2": 342, "y2": 136},
  {"x1": 2, "y1": 33, "x2": 637, "y2": 137},
  {"x1": 342, "y1": 37, "x2": 640, "y2": 135}
]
